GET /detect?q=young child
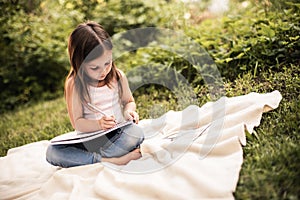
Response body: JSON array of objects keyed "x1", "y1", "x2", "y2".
[{"x1": 46, "y1": 21, "x2": 144, "y2": 168}]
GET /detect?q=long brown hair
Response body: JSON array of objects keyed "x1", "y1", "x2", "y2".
[{"x1": 66, "y1": 21, "x2": 121, "y2": 105}]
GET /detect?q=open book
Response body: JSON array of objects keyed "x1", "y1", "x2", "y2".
[{"x1": 50, "y1": 120, "x2": 134, "y2": 145}]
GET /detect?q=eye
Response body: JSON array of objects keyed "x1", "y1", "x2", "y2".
[
  {"x1": 104, "y1": 60, "x2": 112, "y2": 66},
  {"x1": 90, "y1": 65, "x2": 99, "y2": 70}
]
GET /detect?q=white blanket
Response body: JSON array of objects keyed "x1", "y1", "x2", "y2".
[{"x1": 0, "y1": 91, "x2": 282, "y2": 200}]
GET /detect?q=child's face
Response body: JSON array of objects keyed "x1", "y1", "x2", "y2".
[{"x1": 84, "y1": 50, "x2": 113, "y2": 82}]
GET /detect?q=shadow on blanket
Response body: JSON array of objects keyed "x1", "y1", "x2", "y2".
[{"x1": 0, "y1": 91, "x2": 282, "y2": 200}]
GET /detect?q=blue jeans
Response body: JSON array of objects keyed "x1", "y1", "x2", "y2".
[{"x1": 46, "y1": 124, "x2": 144, "y2": 168}]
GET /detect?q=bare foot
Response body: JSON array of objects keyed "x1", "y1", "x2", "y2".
[{"x1": 102, "y1": 149, "x2": 142, "y2": 165}]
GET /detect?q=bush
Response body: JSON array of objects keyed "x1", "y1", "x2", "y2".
[
  {"x1": 187, "y1": 1, "x2": 300, "y2": 80},
  {"x1": 59, "y1": 0, "x2": 173, "y2": 36},
  {"x1": 0, "y1": 0, "x2": 83, "y2": 111}
]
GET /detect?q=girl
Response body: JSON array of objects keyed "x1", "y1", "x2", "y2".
[{"x1": 46, "y1": 21, "x2": 144, "y2": 168}]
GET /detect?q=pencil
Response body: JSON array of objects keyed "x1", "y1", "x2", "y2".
[{"x1": 87, "y1": 103, "x2": 108, "y2": 117}]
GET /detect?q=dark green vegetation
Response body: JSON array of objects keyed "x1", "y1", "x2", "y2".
[{"x1": 0, "y1": 0, "x2": 299, "y2": 199}]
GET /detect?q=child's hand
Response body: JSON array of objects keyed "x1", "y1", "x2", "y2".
[
  {"x1": 124, "y1": 110, "x2": 139, "y2": 124},
  {"x1": 98, "y1": 116, "x2": 116, "y2": 130}
]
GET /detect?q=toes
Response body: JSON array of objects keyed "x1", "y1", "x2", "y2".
[{"x1": 132, "y1": 148, "x2": 141, "y2": 153}]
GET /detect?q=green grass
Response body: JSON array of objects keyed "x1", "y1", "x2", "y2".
[
  {"x1": 0, "y1": 64, "x2": 299, "y2": 199},
  {"x1": 0, "y1": 98, "x2": 73, "y2": 156},
  {"x1": 229, "y1": 66, "x2": 300, "y2": 199},
  {"x1": 234, "y1": 89, "x2": 300, "y2": 199}
]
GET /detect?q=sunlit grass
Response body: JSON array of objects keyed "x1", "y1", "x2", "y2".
[{"x1": 0, "y1": 97, "x2": 72, "y2": 156}]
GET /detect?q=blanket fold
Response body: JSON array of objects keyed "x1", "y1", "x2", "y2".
[{"x1": 0, "y1": 91, "x2": 282, "y2": 200}]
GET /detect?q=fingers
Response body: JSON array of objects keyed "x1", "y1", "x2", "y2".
[
  {"x1": 124, "y1": 110, "x2": 139, "y2": 124},
  {"x1": 105, "y1": 115, "x2": 116, "y2": 122},
  {"x1": 132, "y1": 112, "x2": 139, "y2": 124},
  {"x1": 124, "y1": 110, "x2": 133, "y2": 121},
  {"x1": 100, "y1": 116, "x2": 116, "y2": 130}
]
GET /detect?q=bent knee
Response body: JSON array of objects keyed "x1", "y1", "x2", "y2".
[
  {"x1": 119, "y1": 124, "x2": 144, "y2": 149},
  {"x1": 124, "y1": 124, "x2": 144, "y2": 140},
  {"x1": 46, "y1": 145, "x2": 58, "y2": 165},
  {"x1": 46, "y1": 144, "x2": 69, "y2": 167}
]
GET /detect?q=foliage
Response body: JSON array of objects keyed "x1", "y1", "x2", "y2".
[
  {"x1": 59, "y1": 0, "x2": 175, "y2": 35},
  {"x1": 189, "y1": 1, "x2": 300, "y2": 80},
  {"x1": 114, "y1": 1, "x2": 300, "y2": 101},
  {"x1": 0, "y1": 0, "x2": 83, "y2": 111}
]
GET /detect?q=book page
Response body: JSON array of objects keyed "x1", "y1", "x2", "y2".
[{"x1": 50, "y1": 120, "x2": 133, "y2": 144}]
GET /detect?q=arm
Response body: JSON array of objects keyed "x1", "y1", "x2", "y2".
[
  {"x1": 65, "y1": 77, "x2": 115, "y2": 132},
  {"x1": 118, "y1": 70, "x2": 139, "y2": 124}
]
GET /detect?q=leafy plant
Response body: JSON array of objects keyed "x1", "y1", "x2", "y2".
[
  {"x1": 0, "y1": 0, "x2": 83, "y2": 111},
  {"x1": 189, "y1": 1, "x2": 300, "y2": 80}
]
